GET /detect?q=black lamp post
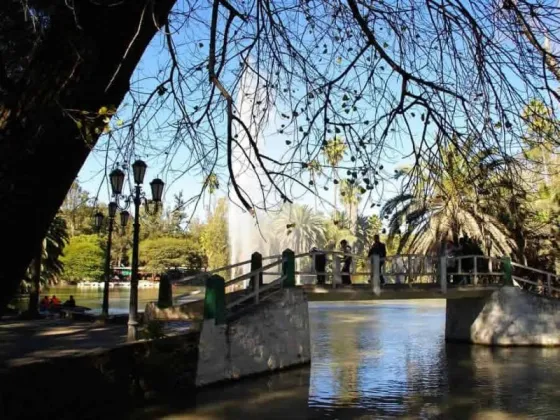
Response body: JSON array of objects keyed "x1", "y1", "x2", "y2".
[
  {"x1": 94, "y1": 202, "x2": 127, "y2": 318},
  {"x1": 109, "y1": 161, "x2": 164, "y2": 341}
]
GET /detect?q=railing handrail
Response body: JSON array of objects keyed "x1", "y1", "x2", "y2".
[
  {"x1": 225, "y1": 259, "x2": 285, "y2": 288},
  {"x1": 513, "y1": 275, "x2": 560, "y2": 293},
  {"x1": 173, "y1": 258, "x2": 253, "y2": 284},
  {"x1": 226, "y1": 275, "x2": 286, "y2": 310},
  {"x1": 511, "y1": 262, "x2": 558, "y2": 278}
]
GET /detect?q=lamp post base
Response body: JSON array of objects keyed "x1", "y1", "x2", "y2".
[{"x1": 127, "y1": 320, "x2": 139, "y2": 342}]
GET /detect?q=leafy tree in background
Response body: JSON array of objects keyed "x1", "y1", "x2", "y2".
[
  {"x1": 200, "y1": 198, "x2": 229, "y2": 272},
  {"x1": 166, "y1": 192, "x2": 187, "y2": 237},
  {"x1": 321, "y1": 212, "x2": 356, "y2": 251},
  {"x1": 59, "y1": 181, "x2": 96, "y2": 237},
  {"x1": 355, "y1": 215, "x2": 382, "y2": 254},
  {"x1": 139, "y1": 237, "x2": 206, "y2": 273},
  {"x1": 139, "y1": 203, "x2": 165, "y2": 241},
  {"x1": 60, "y1": 235, "x2": 104, "y2": 282}
]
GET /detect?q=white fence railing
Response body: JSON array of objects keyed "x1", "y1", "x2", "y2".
[{"x1": 166, "y1": 250, "x2": 560, "y2": 307}]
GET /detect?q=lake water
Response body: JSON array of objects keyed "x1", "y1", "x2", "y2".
[
  {"x1": 12, "y1": 285, "x2": 200, "y2": 315},
  {"x1": 134, "y1": 300, "x2": 560, "y2": 419}
]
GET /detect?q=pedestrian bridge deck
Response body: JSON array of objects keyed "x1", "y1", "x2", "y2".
[{"x1": 301, "y1": 284, "x2": 499, "y2": 301}]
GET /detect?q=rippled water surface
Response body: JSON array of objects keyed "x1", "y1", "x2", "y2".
[{"x1": 136, "y1": 301, "x2": 560, "y2": 419}]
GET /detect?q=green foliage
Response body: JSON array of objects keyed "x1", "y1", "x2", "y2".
[
  {"x1": 139, "y1": 236, "x2": 206, "y2": 273},
  {"x1": 25, "y1": 215, "x2": 69, "y2": 285},
  {"x1": 199, "y1": 198, "x2": 229, "y2": 271},
  {"x1": 60, "y1": 235, "x2": 104, "y2": 281},
  {"x1": 522, "y1": 99, "x2": 559, "y2": 144},
  {"x1": 322, "y1": 212, "x2": 356, "y2": 251},
  {"x1": 355, "y1": 215, "x2": 382, "y2": 254}
]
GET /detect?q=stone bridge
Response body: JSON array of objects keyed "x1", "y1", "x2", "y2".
[{"x1": 142, "y1": 250, "x2": 560, "y2": 387}]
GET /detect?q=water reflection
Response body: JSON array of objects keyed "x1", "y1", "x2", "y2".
[
  {"x1": 12, "y1": 285, "x2": 199, "y2": 315},
  {"x1": 135, "y1": 300, "x2": 560, "y2": 419}
]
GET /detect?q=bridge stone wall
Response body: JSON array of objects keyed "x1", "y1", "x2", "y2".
[
  {"x1": 196, "y1": 288, "x2": 311, "y2": 386},
  {"x1": 446, "y1": 286, "x2": 560, "y2": 346}
]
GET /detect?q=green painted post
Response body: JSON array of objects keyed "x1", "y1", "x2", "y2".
[
  {"x1": 250, "y1": 252, "x2": 263, "y2": 303},
  {"x1": 502, "y1": 256, "x2": 513, "y2": 286},
  {"x1": 203, "y1": 274, "x2": 226, "y2": 324},
  {"x1": 282, "y1": 248, "x2": 296, "y2": 288},
  {"x1": 157, "y1": 273, "x2": 173, "y2": 308}
]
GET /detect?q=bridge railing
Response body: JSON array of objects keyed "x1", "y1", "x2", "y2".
[
  {"x1": 161, "y1": 250, "x2": 294, "y2": 325},
  {"x1": 510, "y1": 262, "x2": 560, "y2": 297},
  {"x1": 286, "y1": 251, "x2": 515, "y2": 296}
]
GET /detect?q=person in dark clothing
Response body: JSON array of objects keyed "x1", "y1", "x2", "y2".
[
  {"x1": 63, "y1": 295, "x2": 76, "y2": 308},
  {"x1": 311, "y1": 247, "x2": 327, "y2": 285},
  {"x1": 368, "y1": 234, "x2": 387, "y2": 285},
  {"x1": 340, "y1": 240, "x2": 352, "y2": 285}
]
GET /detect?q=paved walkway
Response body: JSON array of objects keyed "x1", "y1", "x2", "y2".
[{"x1": 0, "y1": 319, "x2": 128, "y2": 369}]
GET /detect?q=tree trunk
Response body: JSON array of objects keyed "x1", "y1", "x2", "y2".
[
  {"x1": 0, "y1": 0, "x2": 177, "y2": 316},
  {"x1": 27, "y1": 243, "x2": 43, "y2": 316}
]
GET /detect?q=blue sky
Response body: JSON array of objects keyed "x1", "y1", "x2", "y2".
[{"x1": 77, "y1": 33, "x2": 417, "y2": 221}]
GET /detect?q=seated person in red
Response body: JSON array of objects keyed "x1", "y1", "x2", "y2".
[
  {"x1": 49, "y1": 295, "x2": 61, "y2": 309},
  {"x1": 39, "y1": 296, "x2": 50, "y2": 311}
]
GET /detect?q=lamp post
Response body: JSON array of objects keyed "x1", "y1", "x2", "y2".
[
  {"x1": 94, "y1": 202, "x2": 128, "y2": 318},
  {"x1": 109, "y1": 160, "x2": 164, "y2": 341}
]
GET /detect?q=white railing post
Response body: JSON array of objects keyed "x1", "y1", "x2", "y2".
[
  {"x1": 255, "y1": 274, "x2": 260, "y2": 304},
  {"x1": 473, "y1": 256, "x2": 478, "y2": 285},
  {"x1": 547, "y1": 273, "x2": 552, "y2": 296},
  {"x1": 333, "y1": 255, "x2": 340, "y2": 289},
  {"x1": 440, "y1": 256, "x2": 447, "y2": 294},
  {"x1": 369, "y1": 254, "x2": 374, "y2": 286},
  {"x1": 373, "y1": 255, "x2": 381, "y2": 296}
]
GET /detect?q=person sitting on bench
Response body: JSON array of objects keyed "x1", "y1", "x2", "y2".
[{"x1": 63, "y1": 295, "x2": 76, "y2": 308}]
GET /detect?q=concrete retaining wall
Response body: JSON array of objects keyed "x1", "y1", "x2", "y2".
[
  {"x1": 446, "y1": 286, "x2": 560, "y2": 346},
  {"x1": 0, "y1": 331, "x2": 200, "y2": 419},
  {"x1": 196, "y1": 288, "x2": 311, "y2": 386}
]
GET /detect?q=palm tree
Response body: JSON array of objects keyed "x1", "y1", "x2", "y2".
[
  {"x1": 382, "y1": 142, "x2": 515, "y2": 256},
  {"x1": 26, "y1": 216, "x2": 69, "y2": 315},
  {"x1": 271, "y1": 204, "x2": 325, "y2": 254},
  {"x1": 204, "y1": 173, "x2": 220, "y2": 213},
  {"x1": 339, "y1": 179, "x2": 362, "y2": 232},
  {"x1": 323, "y1": 136, "x2": 346, "y2": 211},
  {"x1": 307, "y1": 159, "x2": 322, "y2": 212}
]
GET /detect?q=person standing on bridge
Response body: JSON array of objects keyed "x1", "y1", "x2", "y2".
[
  {"x1": 368, "y1": 234, "x2": 387, "y2": 285},
  {"x1": 340, "y1": 240, "x2": 353, "y2": 285}
]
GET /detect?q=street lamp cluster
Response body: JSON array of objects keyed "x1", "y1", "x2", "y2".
[{"x1": 94, "y1": 160, "x2": 164, "y2": 341}]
